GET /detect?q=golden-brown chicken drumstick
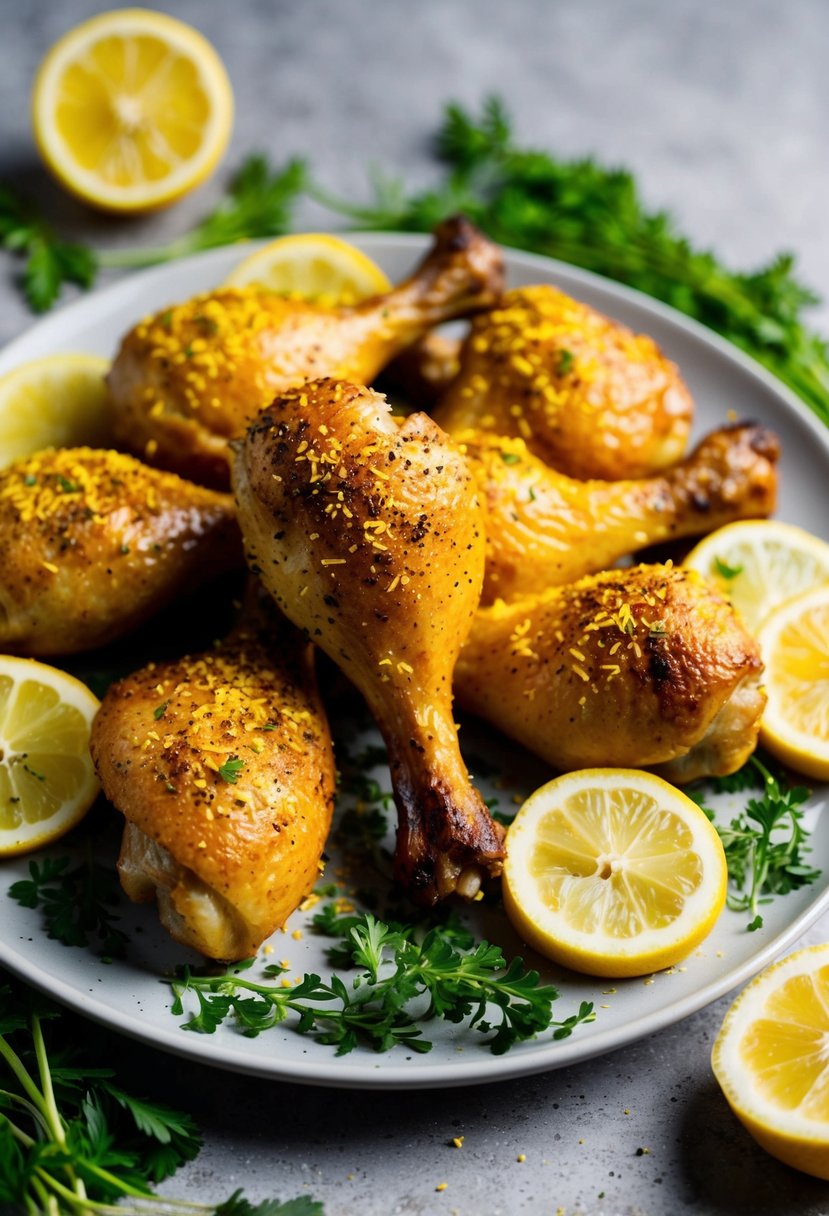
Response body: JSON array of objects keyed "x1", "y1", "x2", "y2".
[
  {"x1": 433, "y1": 285, "x2": 693, "y2": 480},
  {"x1": 108, "y1": 217, "x2": 504, "y2": 487},
  {"x1": 0, "y1": 447, "x2": 241, "y2": 655},
  {"x1": 233, "y1": 378, "x2": 505, "y2": 906},
  {"x1": 91, "y1": 597, "x2": 336, "y2": 961},
  {"x1": 463, "y1": 422, "x2": 780, "y2": 603},
  {"x1": 455, "y1": 564, "x2": 765, "y2": 784}
]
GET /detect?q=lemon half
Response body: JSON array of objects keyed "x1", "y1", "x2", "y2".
[
  {"x1": 758, "y1": 582, "x2": 829, "y2": 780},
  {"x1": 684, "y1": 520, "x2": 829, "y2": 634},
  {"x1": 0, "y1": 353, "x2": 111, "y2": 468},
  {"x1": 713, "y1": 944, "x2": 829, "y2": 1179},
  {"x1": 224, "y1": 233, "x2": 391, "y2": 306},
  {"x1": 0, "y1": 656, "x2": 100, "y2": 856},
  {"x1": 502, "y1": 769, "x2": 727, "y2": 978},
  {"x1": 32, "y1": 8, "x2": 233, "y2": 213}
]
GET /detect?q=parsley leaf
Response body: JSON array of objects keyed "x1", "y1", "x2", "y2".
[
  {"x1": 8, "y1": 855, "x2": 130, "y2": 957},
  {"x1": 169, "y1": 911, "x2": 588, "y2": 1057},
  {"x1": 713, "y1": 556, "x2": 744, "y2": 580},
  {"x1": 219, "y1": 755, "x2": 245, "y2": 784},
  {"x1": 691, "y1": 756, "x2": 819, "y2": 930}
]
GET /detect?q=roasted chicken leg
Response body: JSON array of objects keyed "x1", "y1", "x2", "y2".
[
  {"x1": 233, "y1": 378, "x2": 505, "y2": 906},
  {"x1": 454, "y1": 564, "x2": 765, "y2": 783},
  {"x1": 91, "y1": 594, "x2": 336, "y2": 961},
  {"x1": 0, "y1": 447, "x2": 240, "y2": 655},
  {"x1": 108, "y1": 217, "x2": 504, "y2": 487},
  {"x1": 433, "y1": 285, "x2": 694, "y2": 480},
  {"x1": 462, "y1": 422, "x2": 780, "y2": 603}
]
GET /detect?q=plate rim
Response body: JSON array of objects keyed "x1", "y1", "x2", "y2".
[{"x1": 1, "y1": 232, "x2": 828, "y2": 1089}]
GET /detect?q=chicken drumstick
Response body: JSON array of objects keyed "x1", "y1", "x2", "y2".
[
  {"x1": 233, "y1": 378, "x2": 505, "y2": 906},
  {"x1": 463, "y1": 422, "x2": 779, "y2": 603},
  {"x1": 92, "y1": 594, "x2": 336, "y2": 961},
  {"x1": 109, "y1": 217, "x2": 504, "y2": 487},
  {"x1": 433, "y1": 284, "x2": 693, "y2": 480},
  {"x1": 455, "y1": 564, "x2": 765, "y2": 784}
]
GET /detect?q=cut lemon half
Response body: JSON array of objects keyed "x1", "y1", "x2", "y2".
[
  {"x1": 32, "y1": 9, "x2": 233, "y2": 213},
  {"x1": 0, "y1": 657, "x2": 100, "y2": 857},
  {"x1": 0, "y1": 354, "x2": 111, "y2": 467},
  {"x1": 684, "y1": 520, "x2": 829, "y2": 634},
  {"x1": 224, "y1": 233, "x2": 391, "y2": 305},
  {"x1": 757, "y1": 583, "x2": 829, "y2": 781},
  {"x1": 712, "y1": 944, "x2": 829, "y2": 1179},
  {"x1": 502, "y1": 769, "x2": 727, "y2": 978}
]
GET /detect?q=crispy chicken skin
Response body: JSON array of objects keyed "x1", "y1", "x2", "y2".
[
  {"x1": 462, "y1": 423, "x2": 780, "y2": 603},
  {"x1": 433, "y1": 285, "x2": 693, "y2": 480},
  {"x1": 232, "y1": 378, "x2": 505, "y2": 906},
  {"x1": 0, "y1": 447, "x2": 241, "y2": 656},
  {"x1": 108, "y1": 216, "x2": 504, "y2": 487},
  {"x1": 454, "y1": 565, "x2": 765, "y2": 782},
  {"x1": 91, "y1": 600, "x2": 336, "y2": 961}
]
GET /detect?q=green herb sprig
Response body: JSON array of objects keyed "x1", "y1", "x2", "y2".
[
  {"x1": 9, "y1": 855, "x2": 130, "y2": 958},
  {"x1": 169, "y1": 912, "x2": 594, "y2": 1056},
  {"x1": 0, "y1": 978, "x2": 322, "y2": 1214},
  {"x1": 690, "y1": 757, "x2": 819, "y2": 930}
]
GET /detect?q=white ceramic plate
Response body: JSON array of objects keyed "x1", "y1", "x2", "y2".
[{"x1": 1, "y1": 236, "x2": 828, "y2": 1090}]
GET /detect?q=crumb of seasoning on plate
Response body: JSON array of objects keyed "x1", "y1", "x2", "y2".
[
  {"x1": 435, "y1": 1182, "x2": 448, "y2": 1192},
  {"x1": 516, "y1": 1153, "x2": 526, "y2": 1163},
  {"x1": 635, "y1": 1147, "x2": 651, "y2": 1156},
  {"x1": 450, "y1": 1136, "x2": 464, "y2": 1148}
]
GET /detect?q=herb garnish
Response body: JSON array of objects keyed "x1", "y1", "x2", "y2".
[
  {"x1": 690, "y1": 756, "x2": 819, "y2": 930},
  {"x1": 3, "y1": 99, "x2": 829, "y2": 431},
  {"x1": 713, "y1": 556, "x2": 744, "y2": 580},
  {"x1": 9, "y1": 855, "x2": 130, "y2": 958},
  {"x1": 218, "y1": 756, "x2": 245, "y2": 784},
  {"x1": 169, "y1": 912, "x2": 594, "y2": 1055},
  {"x1": 0, "y1": 977, "x2": 323, "y2": 1213}
]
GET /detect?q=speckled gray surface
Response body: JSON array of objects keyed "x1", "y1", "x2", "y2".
[{"x1": 1, "y1": 1, "x2": 829, "y2": 1212}]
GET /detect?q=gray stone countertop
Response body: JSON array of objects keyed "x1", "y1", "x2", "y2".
[{"x1": 1, "y1": 2, "x2": 829, "y2": 1212}]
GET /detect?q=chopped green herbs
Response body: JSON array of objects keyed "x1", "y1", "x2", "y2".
[
  {"x1": 713, "y1": 556, "x2": 744, "y2": 580},
  {"x1": 153, "y1": 701, "x2": 168, "y2": 720},
  {"x1": 218, "y1": 755, "x2": 245, "y2": 784},
  {"x1": 169, "y1": 912, "x2": 592, "y2": 1056}
]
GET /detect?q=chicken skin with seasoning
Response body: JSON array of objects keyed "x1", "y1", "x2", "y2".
[
  {"x1": 433, "y1": 285, "x2": 693, "y2": 480},
  {"x1": 462, "y1": 422, "x2": 780, "y2": 604},
  {"x1": 0, "y1": 447, "x2": 241, "y2": 656},
  {"x1": 454, "y1": 565, "x2": 765, "y2": 784},
  {"x1": 91, "y1": 598, "x2": 336, "y2": 961},
  {"x1": 108, "y1": 216, "x2": 505, "y2": 488},
  {"x1": 233, "y1": 378, "x2": 505, "y2": 907}
]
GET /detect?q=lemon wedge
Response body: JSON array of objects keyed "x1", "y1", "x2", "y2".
[
  {"x1": 757, "y1": 582, "x2": 829, "y2": 780},
  {"x1": 713, "y1": 944, "x2": 829, "y2": 1179},
  {"x1": 0, "y1": 354, "x2": 111, "y2": 468},
  {"x1": 683, "y1": 520, "x2": 829, "y2": 634},
  {"x1": 0, "y1": 656, "x2": 100, "y2": 857},
  {"x1": 502, "y1": 769, "x2": 727, "y2": 978},
  {"x1": 32, "y1": 9, "x2": 233, "y2": 213},
  {"x1": 224, "y1": 233, "x2": 391, "y2": 306}
]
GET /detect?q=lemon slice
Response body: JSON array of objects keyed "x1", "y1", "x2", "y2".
[
  {"x1": 32, "y1": 9, "x2": 233, "y2": 213},
  {"x1": 684, "y1": 520, "x2": 829, "y2": 634},
  {"x1": 502, "y1": 769, "x2": 727, "y2": 978},
  {"x1": 0, "y1": 354, "x2": 111, "y2": 467},
  {"x1": 757, "y1": 582, "x2": 829, "y2": 780},
  {"x1": 713, "y1": 944, "x2": 829, "y2": 1179},
  {"x1": 224, "y1": 233, "x2": 392, "y2": 306},
  {"x1": 0, "y1": 657, "x2": 100, "y2": 856}
]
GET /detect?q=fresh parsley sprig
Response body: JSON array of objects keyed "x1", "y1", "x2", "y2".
[
  {"x1": 9, "y1": 854, "x2": 130, "y2": 958},
  {"x1": 0, "y1": 978, "x2": 322, "y2": 1214},
  {"x1": 313, "y1": 96, "x2": 829, "y2": 429},
  {"x1": 0, "y1": 155, "x2": 306, "y2": 312},
  {"x1": 169, "y1": 912, "x2": 593, "y2": 1056},
  {"x1": 691, "y1": 756, "x2": 818, "y2": 930}
]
